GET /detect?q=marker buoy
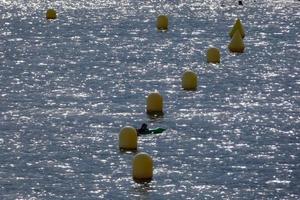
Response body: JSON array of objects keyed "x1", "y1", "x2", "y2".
[
  {"x1": 182, "y1": 70, "x2": 198, "y2": 90},
  {"x1": 156, "y1": 15, "x2": 168, "y2": 30},
  {"x1": 132, "y1": 152, "x2": 153, "y2": 183},
  {"x1": 228, "y1": 30, "x2": 245, "y2": 53},
  {"x1": 229, "y1": 19, "x2": 245, "y2": 38},
  {"x1": 119, "y1": 126, "x2": 138, "y2": 151},
  {"x1": 46, "y1": 9, "x2": 57, "y2": 20},
  {"x1": 146, "y1": 92, "x2": 163, "y2": 115},
  {"x1": 207, "y1": 47, "x2": 220, "y2": 63}
]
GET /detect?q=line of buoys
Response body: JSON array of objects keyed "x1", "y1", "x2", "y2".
[
  {"x1": 228, "y1": 30, "x2": 245, "y2": 53},
  {"x1": 156, "y1": 15, "x2": 168, "y2": 31},
  {"x1": 146, "y1": 92, "x2": 164, "y2": 115},
  {"x1": 118, "y1": 126, "x2": 153, "y2": 183},
  {"x1": 207, "y1": 47, "x2": 221, "y2": 63},
  {"x1": 182, "y1": 70, "x2": 198, "y2": 91},
  {"x1": 132, "y1": 152, "x2": 153, "y2": 183},
  {"x1": 46, "y1": 9, "x2": 57, "y2": 20},
  {"x1": 119, "y1": 126, "x2": 138, "y2": 151},
  {"x1": 118, "y1": 128, "x2": 153, "y2": 183},
  {"x1": 42, "y1": 3, "x2": 252, "y2": 186},
  {"x1": 118, "y1": 92, "x2": 161, "y2": 183},
  {"x1": 115, "y1": 14, "x2": 248, "y2": 185},
  {"x1": 118, "y1": 92, "x2": 162, "y2": 184}
]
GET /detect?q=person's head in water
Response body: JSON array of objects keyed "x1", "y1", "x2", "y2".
[{"x1": 141, "y1": 123, "x2": 148, "y2": 130}]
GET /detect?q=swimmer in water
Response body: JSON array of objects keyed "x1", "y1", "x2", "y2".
[{"x1": 136, "y1": 123, "x2": 149, "y2": 135}]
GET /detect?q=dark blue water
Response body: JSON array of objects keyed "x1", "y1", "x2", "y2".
[{"x1": 0, "y1": 0, "x2": 299, "y2": 199}]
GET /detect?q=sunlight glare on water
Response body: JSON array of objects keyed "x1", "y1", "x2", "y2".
[{"x1": 0, "y1": 0, "x2": 299, "y2": 199}]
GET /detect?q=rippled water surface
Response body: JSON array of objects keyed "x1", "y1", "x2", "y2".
[{"x1": 0, "y1": 0, "x2": 299, "y2": 199}]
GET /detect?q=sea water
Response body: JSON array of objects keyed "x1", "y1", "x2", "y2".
[{"x1": 0, "y1": 0, "x2": 299, "y2": 199}]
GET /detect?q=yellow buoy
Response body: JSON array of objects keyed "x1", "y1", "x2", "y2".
[
  {"x1": 182, "y1": 70, "x2": 198, "y2": 90},
  {"x1": 132, "y1": 152, "x2": 153, "y2": 183},
  {"x1": 229, "y1": 18, "x2": 245, "y2": 38},
  {"x1": 228, "y1": 30, "x2": 245, "y2": 53},
  {"x1": 146, "y1": 92, "x2": 163, "y2": 115},
  {"x1": 156, "y1": 15, "x2": 168, "y2": 30},
  {"x1": 119, "y1": 126, "x2": 138, "y2": 151},
  {"x1": 46, "y1": 9, "x2": 57, "y2": 20},
  {"x1": 207, "y1": 47, "x2": 221, "y2": 63}
]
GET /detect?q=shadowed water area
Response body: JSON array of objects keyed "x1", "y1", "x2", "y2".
[{"x1": 0, "y1": 0, "x2": 299, "y2": 199}]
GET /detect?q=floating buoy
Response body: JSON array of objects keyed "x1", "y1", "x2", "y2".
[
  {"x1": 156, "y1": 15, "x2": 168, "y2": 30},
  {"x1": 182, "y1": 70, "x2": 198, "y2": 90},
  {"x1": 146, "y1": 92, "x2": 163, "y2": 115},
  {"x1": 229, "y1": 19, "x2": 245, "y2": 38},
  {"x1": 119, "y1": 126, "x2": 138, "y2": 151},
  {"x1": 207, "y1": 47, "x2": 221, "y2": 63},
  {"x1": 132, "y1": 152, "x2": 153, "y2": 183},
  {"x1": 46, "y1": 9, "x2": 57, "y2": 20},
  {"x1": 228, "y1": 30, "x2": 245, "y2": 53}
]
